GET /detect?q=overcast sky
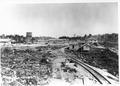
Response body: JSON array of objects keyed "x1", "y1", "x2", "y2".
[{"x1": 0, "y1": 3, "x2": 118, "y2": 37}]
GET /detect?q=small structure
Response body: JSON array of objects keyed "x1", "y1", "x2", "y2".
[
  {"x1": 78, "y1": 42, "x2": 105, "y2": 52},
  {"x1": 86, "y1": 37, "x2": 98, "y2": 43},
  {"x1": 0, "y1": 38, "x2": 13, "y2": 46},
  {"x1": 82, "y1": 44, "x2": 91, "y2": 51},
  {"x1": 68, "y1": 41, "x2": 105, "y2": 52},
  {"x1": 69, "y1": 43, "x2": 80, "y2": 50},
  {"x1": 78, "y1": 43, "x2": 93, "y2": 51},
  {"x1": 69, "y1": 41, "x2": 85, "y2": 51},
  {"x1": 25, "y1": 32, "x2": 32, "y2": 44}
]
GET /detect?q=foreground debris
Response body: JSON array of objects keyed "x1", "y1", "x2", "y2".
[{"x1": 0, "y1": 45, "x2": 119, "y2": 86}]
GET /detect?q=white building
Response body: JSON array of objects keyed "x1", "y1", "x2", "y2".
[
  {"x1": 0, "y1": 38, "x2": 13, "y2": 46},
  {"x1": 87, "y1": 37, "x2": 98, "y2": 43}
]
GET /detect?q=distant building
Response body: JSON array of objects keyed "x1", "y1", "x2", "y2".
[
  {"x1": 25, "y1": 32, "x2": 32, "y2": 44},
  {"x1": 86, "y1": 37, "x2": 98, "y2": 43},
  {"x1": 78, "y1": 42, "x2": 105, "y2": 52},
  {"x1": 68, "y1": 40, "x2": 104, "y2": 52},
  {"x1": 78, "y1": 43, "x2": 92, "y2": 51},
  {"x1": 69, "y1": 43, "x2": 80, "y2": 50},
  {"x1": 26, "y1": 32, "x2": 32, "y2": 38},
  {"x1": 68, "y1": 41, "x2": 85, "y2": 50},
  {"x1": 0, "y1": 38, "x2": 13, "y2": 46}
]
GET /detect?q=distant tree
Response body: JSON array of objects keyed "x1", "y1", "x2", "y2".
[
  {"x1": 83, "y1": 34, "x2": 87, "y2": 40},
  {"x1": 88, "y1": 34, "x2": 92, "y2": 38},
  {"x1": 59, "y1": 36, "x2": 70, "y2": 39}
]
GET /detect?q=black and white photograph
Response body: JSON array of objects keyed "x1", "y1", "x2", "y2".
[{"x1": 0, "y1": 0, "x2": 119, "y2": 86}]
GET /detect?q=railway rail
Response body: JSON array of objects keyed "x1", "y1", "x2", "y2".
[{"x1": 62, "y1": 48, "x2": 119, "y2": 85}]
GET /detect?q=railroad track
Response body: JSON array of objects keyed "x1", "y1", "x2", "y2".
[
  {"x1": 69, "y1": 55, "x2": 111, "y2": 84},
  {"x1": 61, "y1": 48, "x2": 114, "y2": 85}
]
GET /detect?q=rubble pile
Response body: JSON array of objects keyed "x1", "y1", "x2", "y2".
[
  {"x1": 1, "y1": 46, "x2": 55, "y2": 86},
  {"x1": 1, "y1": 44, "x2": 118, "y2": 86}
]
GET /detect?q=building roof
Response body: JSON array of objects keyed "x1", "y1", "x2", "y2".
[
  {"x1": 87, "y1": 36, "x2": 98, "y2": 41},
  {"x1": 80, "y1": 42, "x2": 104, "y2": 49}
]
